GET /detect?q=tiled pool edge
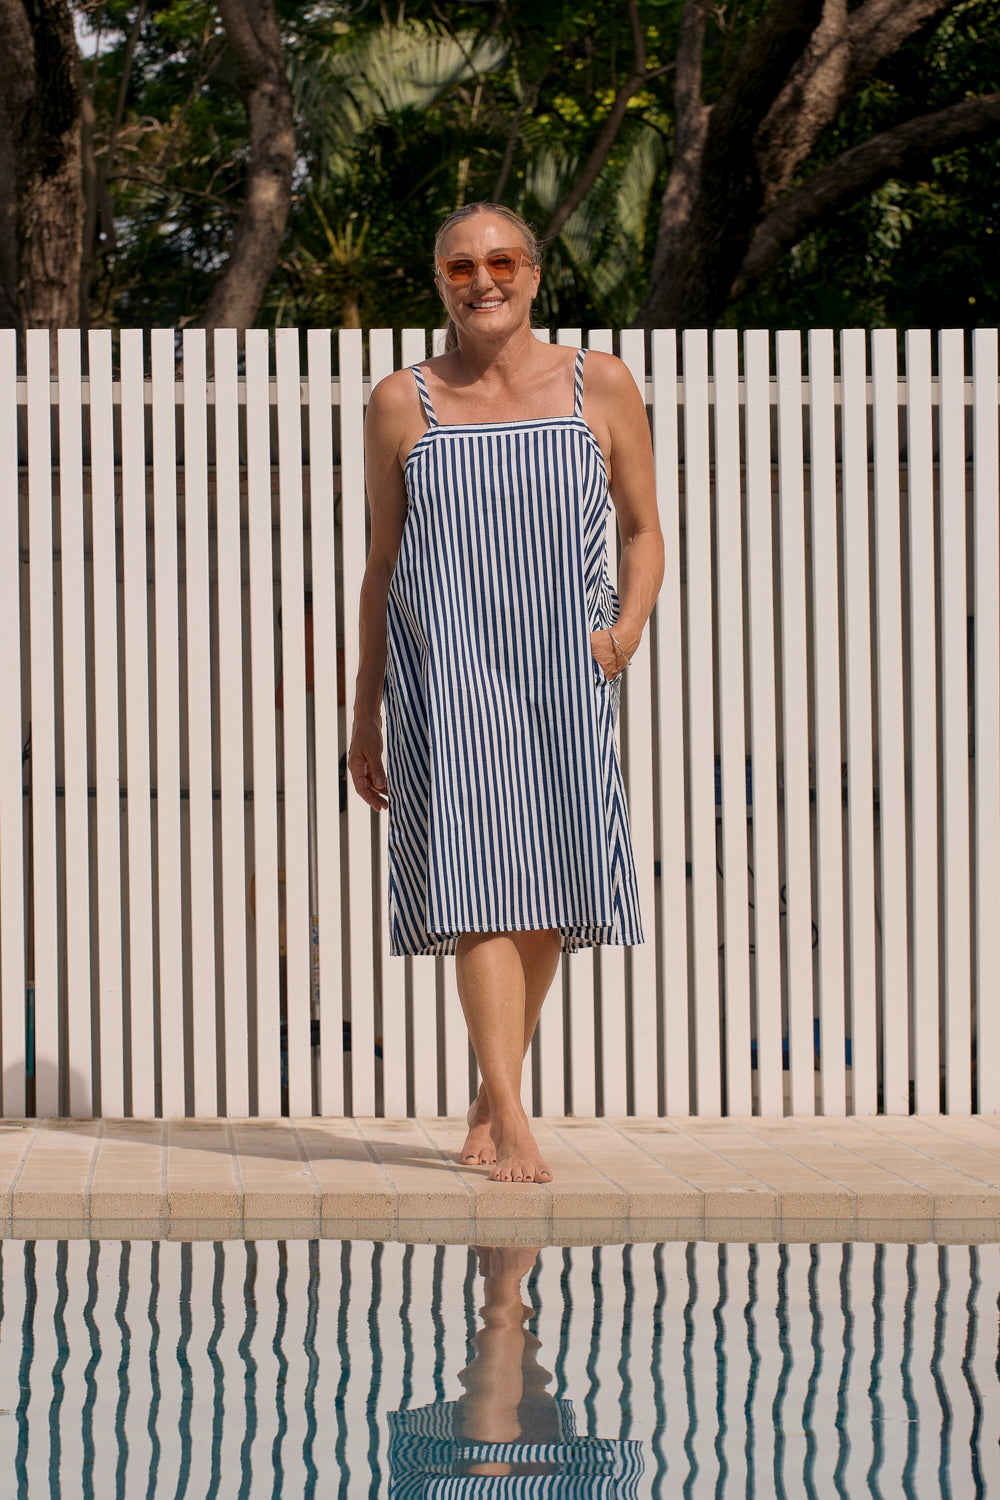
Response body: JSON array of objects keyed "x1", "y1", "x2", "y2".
[{"x1": 1, "y1": 1114, "x2": 999, "y2": 1243}]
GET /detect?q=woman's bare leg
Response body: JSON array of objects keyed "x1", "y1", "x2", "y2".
[
  {"x1": 455, "y1": 930, "x2": 561, "y2": 1182},
  {"x1": 462, "y1": 930, "x2": 562, "y2": 1166}
]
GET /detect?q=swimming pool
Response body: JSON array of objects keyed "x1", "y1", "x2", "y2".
[{"x1": 1, "y1": 1237, "x2": 997, "y2": 1496}]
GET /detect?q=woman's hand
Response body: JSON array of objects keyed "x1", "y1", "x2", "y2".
[
  {"x1": 348, "y1": 716, "x2": 388, "y2": 811},
  {"x1": 590, "y1": 629, "x2": 633, "y2": 681}
]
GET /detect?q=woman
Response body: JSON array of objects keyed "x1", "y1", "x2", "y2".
[
  {"x1": 387, "y1": 1245, "x2": 644, "y2": 1493},
  {"x1": 349, "y1": 203, "x2": 663, "y2": 1184}
]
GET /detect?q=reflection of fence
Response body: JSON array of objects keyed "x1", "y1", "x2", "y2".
[
  {"x1": 0, "y1": 326, "x2": 997, "y2": 1119},
  {"x1": 2, "y1": 1238, "x2": 999, "y2": 1494}
]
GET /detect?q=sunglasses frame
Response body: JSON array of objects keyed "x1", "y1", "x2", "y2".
[{"x1": 435, "y1": 247, "x2": 529, "y2": 286}]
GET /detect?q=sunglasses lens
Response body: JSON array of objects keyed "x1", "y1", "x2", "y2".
[
  {"x1": 442, "y1": 259, "x2": 475, "y2": 284},
  {"x1": 440, "y1": 250, "x2": 522, "y2": 284},
  {"x1": 485, "y1": 252, "x2": 520, "y2": 281}
]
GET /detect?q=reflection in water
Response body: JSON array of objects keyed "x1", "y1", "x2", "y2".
[
  {"x1": 0, "y1": 1239, "x2": 998, "y2": 1496},
  {"x1": 388, "y1": 1245, "x2": 642, "y2": 1495}
]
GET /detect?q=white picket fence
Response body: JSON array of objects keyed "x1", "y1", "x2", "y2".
[{"x1": 0, "y1": 325, "x2": 997, "y2": 1120}]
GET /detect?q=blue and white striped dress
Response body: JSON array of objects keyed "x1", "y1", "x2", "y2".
[
  {"x1": 387, "y1": 1400, "x2": 644, "y2": 1497},
  {"x1": 384, "y1": 349, "x2": 643, "y2": 957}
]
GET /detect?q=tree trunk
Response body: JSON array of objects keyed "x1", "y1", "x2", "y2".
[
  {"x1": 630, "y1": 0, "x2": 982, "y2": 328},
  {"x1": 200, "y1": 0, "x2": 295, "y2": 332},
  {"x1": 0, "y1": 0, "x2": 84, "y2": 332},
  {"x1": 634, "y1": 0, "x2": 825, "y2": 327},
  {"x1": 735, "y1": 91, "x2": 1000, "y2": 295}
]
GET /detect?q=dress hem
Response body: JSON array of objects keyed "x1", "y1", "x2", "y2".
[{"x1": 389, "y1": 921, "x2": 645, "y2": 959}]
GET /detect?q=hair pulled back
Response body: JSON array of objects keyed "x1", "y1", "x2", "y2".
[{"x1": 434, "y1": 202, "x2": 541, "y2": 353}]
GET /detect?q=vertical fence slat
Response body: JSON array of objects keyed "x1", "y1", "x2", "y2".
[
  {"x1": 306, "y1": 328, "x2": 346, "y2": 1117},
  {"x1": 938, "y1": 328, "x2": 972, "y2": 1113},
  {"x1": 840, "y1": 329, "x2": 878, "y2": 1114},
  {"x1": 870, "y1": 330, "x2": 910, "y2": 1113},
  {"x1": 0, "y1": 330, "x2": 25, "y2": 1116},
  {"x1": 366, "y1": 328, "x2": 404, "y2": 1117},
  {"x1": 212, "y1": 331, "x2": 250, "y2": 1115},
  {"x1": 87, "y1": 331, "x2": 124, "y2": 1115},
  {"x1": 244, "y1": 330, "x2": 282, "y2": 1117},
  {"x1": 398, "y1": 329, "x2": 438, "y2": 1116},
  {"x1": 120, "y1": 329, "x2": 156, "y2": 1115},
  {"x1": 539, "y1": 330, "x2": 586, "y2": 1118},
  {"x1": 682, "y1": 330, "x2": 721, "y2": 1114},
  {"x1": 57, "y1": 331, "x2": 93, "y2": 1117},
  {"x1": 340, "y1": 327, "x2": 378, "y2": 1115},
  {"x1": 651, "y1": 329, "x2": 689, "y2": 1114},
  {"x1": 588, "y1": 328, "x2": 627, "y2": 1113},
  {"x1": 905, "y1": 331, "x2": 939, "y2": 1113},
  {"x1": 553, "y1": 332, "x2": 598, "y2": 1116},
  {"x1": 442, "y1": 963, "x2": 469, "y2": 1119},
  {"x1": 275, "y1": 329, "x2": 313, "y2": 1115},
  {"x1": 181, "y1": 331, "x2": 218, "y2": 1115},
  {"x1": 776, "y1": 331, "x2": 815, "y2": 1112},
  {"x1": 26, "y1": 331, "x2": 61, "y2": 1114},
  {"x1": 398, "y1": 328, "x2": 440, "y2": 1110},
  {"x1": 619, "y1": 329, "x2": 659, "y2": 1116},
  {"x1": 151, "y1": 329, "x2": 185, "y2": 1116},
  {"x1": 973, "y1": 328, "x2": 1000, "y2": 1112},
  {"x1": 566, "y1": 951, "x2": 596, "y2": 1117},
  {"x1": 744, "y1": 329, "x2": 783, "y2": 1114},
  {"x1": 713, "y1": 329, "x2": 752, "y2": 1116},
  {"x1": 807, "y1": 330, "x2": 846, "y2": 1116}
]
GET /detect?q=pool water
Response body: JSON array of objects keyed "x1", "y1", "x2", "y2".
[{"x1": 1, "y1": 1237, "x2": 998, "y2": 1497}]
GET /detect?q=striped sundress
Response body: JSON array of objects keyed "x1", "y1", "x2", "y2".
[
  {"x1": 387, "y1": 1399, "x2": 644, "y2": 1497},
  {"x1": 383, "y1": 348, "x2": 643, "y2": 957}
]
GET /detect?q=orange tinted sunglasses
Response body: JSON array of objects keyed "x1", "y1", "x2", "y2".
[{"x1": 436, "y1": 247, "x2": 528, "y2": 286}]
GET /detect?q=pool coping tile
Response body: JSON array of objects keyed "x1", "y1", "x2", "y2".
[{"x1": 2, "y1": 1114, "x2": 1000, "y2": 1239}]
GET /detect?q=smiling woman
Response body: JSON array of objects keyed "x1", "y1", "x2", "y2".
[
  {"x1": 433, "y1": 204, "x2": 543, "y2": 351},
  {"x1": 347, "y1": 201, "x2": 664, "y2": 1187}
]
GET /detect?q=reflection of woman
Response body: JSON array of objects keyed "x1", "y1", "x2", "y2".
[
  {"x1": 349, "y1": 203, "x2": 663, "y2": 1184},
  {"x1": 387, "y1": 1246, "x2": 644, "y2": 1496}
]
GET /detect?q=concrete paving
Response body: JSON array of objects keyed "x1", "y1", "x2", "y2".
[{"x1": 2, "y1": 1114, "x2": 1000, "y2": 1242}]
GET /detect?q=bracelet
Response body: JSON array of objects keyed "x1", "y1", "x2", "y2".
[{"x1": 608, "y1": 629, "x2": 634, "y2": 666}]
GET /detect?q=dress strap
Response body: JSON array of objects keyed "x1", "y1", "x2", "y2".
[
  {"x1": 410, "y1": 364, "x2": 439, "y2": 428},
  {"x1": 573, "y1": 347, "x2": 586, "y2": 417}
]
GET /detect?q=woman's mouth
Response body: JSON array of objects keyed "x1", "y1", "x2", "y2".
[{"x1": 468, "y1": 298, "x2": 504, "y2": 311}]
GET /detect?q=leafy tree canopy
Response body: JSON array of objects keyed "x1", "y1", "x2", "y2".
[{"x1": 74, "y1": 0, "x2": 1000, "y2": 330}]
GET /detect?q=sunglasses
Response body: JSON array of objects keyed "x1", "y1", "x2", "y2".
[{"x1": 436, "y1": 247, "x2": 529, "y2": 286}]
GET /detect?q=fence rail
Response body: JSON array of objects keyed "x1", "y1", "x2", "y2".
[{"x1": 0, "y1": 326, "x2": 997, "y2": 1120}]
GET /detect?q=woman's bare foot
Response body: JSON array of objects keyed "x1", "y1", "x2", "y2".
[
  {"x1": 489, "y1": 1121, "x2": 552, "y2": 1184},
  {"x1": 461, "y1": 1087, "x2": 496, "y2": 1166}
]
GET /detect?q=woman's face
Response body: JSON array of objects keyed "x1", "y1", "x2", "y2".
[{"x1": 435, "y1": 213, "x2": 540, "y2": 342}]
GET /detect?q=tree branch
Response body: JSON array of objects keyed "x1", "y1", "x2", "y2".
[
  {"x1": 540, "y1": 0, "x2": 670, "y2": 246},
  {"x1": 491, "y1": 66, "x2": 550, "y2": 202},
  {"x1": 755, "y1": 0, "x2": 960, "y2": 202},
  {"x1": 104, "y1": 0, "x2": 148, "y2": 176},
  {"x1": 635, "y1": 0, "x2": 825, "y2": 327},
  {"x1": 735, "y1": 90, "x2": 1000, "y2": 294},
  {"x1": 645, "y1": 0, "x2": 712, "y2": 291},
  {"x1": 199, "y1": 0, "x2": 294, "y2": 331}
]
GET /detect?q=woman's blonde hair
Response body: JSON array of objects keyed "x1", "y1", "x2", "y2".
[{"x1": 434, "y1": 202, "x2": 541, "y2": 353}]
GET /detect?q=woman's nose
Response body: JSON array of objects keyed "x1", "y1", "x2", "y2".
[{"x1": 470, "y1": 262, "x2": 495, "y2": 291}]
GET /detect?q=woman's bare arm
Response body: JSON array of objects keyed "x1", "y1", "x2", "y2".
[
  {"x1": 584, "y1": 352, "x2": 664, "y2": 677},
  {"x1": 348, "y1": 374, "x2": 410, "y2": 810}
]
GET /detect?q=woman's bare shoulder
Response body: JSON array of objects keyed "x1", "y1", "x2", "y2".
[
  {"x1": 368, "y1": 365, "x2": 421, "y2": 415},
  {"x1": 582, "y1": 348, "x2": 640, "y2": 397}
]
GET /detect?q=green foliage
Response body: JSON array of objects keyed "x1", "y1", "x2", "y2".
[
  {"x1": 76, "y1": 0, "x2": 1000, "y2": 331},
  {"x1": 730, "y1": 0, "x2": 1000, "y2": 329}
]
